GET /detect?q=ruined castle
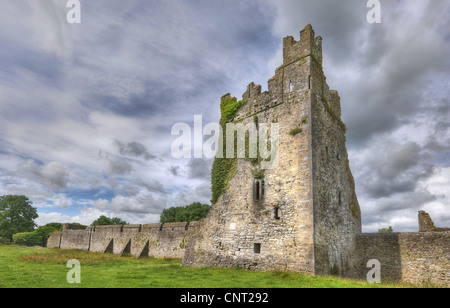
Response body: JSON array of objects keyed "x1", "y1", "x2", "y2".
[{"x1": 48, "y1": 25, "x2": 449, "y2": 286}]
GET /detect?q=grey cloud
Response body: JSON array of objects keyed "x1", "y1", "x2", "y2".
[
  {"x1": 269, "y1": 0, "x2": 365, "y2": 59},
  {"x1": 168, "y1": 166, "x2": 181, "y2": 177},
  {"x1": 109, "y1": 159, "x2": 132, "y2": 176},
  {"x1": 187, "y1": 159, "x2": 213, "y2": 180},
  {"x1": 64, "y1": 0, "x2": 277, "y2": 120},
  {"x1": 377, "y1": 191, "x2": 437, "y2": 214},
  {"x1": 361, "y1": 189, "x2": 438, "y2": 232},
  {"x1": 18, "y1": 160, "x2": 69, "y2": 191},
  {"x1": 195, "y1": 182, "x2": 212, "y2": 202},
  {"x1": 114, "y1": 140, "x2": 158, "y2": 161},
  {"x1": 356, "y1": 141, "x2": 435, "y2": 199},
  {"x1": 96, "y1": 193, "x2": 168, "y2": 216},
  {"x1": 136, "y1": 179, "x2": 167, "y2": 194},
  {"x1": 98, "y1": 150, "x2": 133, "y2": 176}
]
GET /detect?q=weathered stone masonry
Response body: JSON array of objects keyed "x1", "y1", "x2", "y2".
[
  {"x1": 354, "y1": 232, "x2": 450, "y2": 285},
  {"x1": 47, "y1": 222, "x2": 196, "y2": 259},
  {"x1": 48, "y1": 25, "x2": 449, "y2": 287}
]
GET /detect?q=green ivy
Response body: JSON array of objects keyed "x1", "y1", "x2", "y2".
[
  {"x1": 220, "y1": 96, "x2": 247, "y2": 123},
  {"x1": 211, "y1": 128, "x2": 238, "y2": 204},
  {"x1": 251, "y1": 168, "x2": 265, "y2": 180},
  {"x1": 211, "y1": 156, "x2": 238, "y2": 204},
  {"x1": 211, "y1": 96, "x2": 247, "y2": 204}
]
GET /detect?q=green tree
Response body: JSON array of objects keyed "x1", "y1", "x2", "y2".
[
  {"x1": 160, "y1": 202, "x2": 210, "y2": 224},
  {"x1": 378, "y1": 226, "x2": 394, "y2": 234},
  {"x1": 0, "y1": 195, "x2": 38, "y2": 241},
  {"x1": 160, "y1": 207, "x2": 178, "y2": 224},
  {"x1": 91, "y1": 215, "x2": 128, "y2": 226}
]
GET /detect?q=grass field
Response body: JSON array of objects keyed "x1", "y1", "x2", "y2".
[{"x1": 0, "y1": 244, "x2": 415, "y2": 288}]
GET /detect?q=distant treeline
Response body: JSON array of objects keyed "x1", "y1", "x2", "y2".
[{"x1": 160, "y1": 202, "x2": 210, "y2": 224}]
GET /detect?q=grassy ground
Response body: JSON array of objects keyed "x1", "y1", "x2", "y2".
[{"x1": 0, "y1": 244, "x2": 414, "y2": 288}]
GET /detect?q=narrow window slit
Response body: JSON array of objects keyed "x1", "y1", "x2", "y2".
[
  {"x1": 275, "y1": 207, "x2": 281, "y2": 220},
  {"x1": 254, "y1": 243, "x2": 261, "y2": 254}
]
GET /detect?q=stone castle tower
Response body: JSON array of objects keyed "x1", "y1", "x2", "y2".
[{"x1": 183, "y1": 24, "x2": 362, "y2": 276}]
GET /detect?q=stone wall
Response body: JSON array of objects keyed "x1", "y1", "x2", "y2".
[
  {"x1": 310, "y1": 44, "x2": 362, "y2": 276},
  {"x1": 46, "y1": 232, "x2": 62, "y2": 249},
  {"x1": 48, "y1": 223, "x2": 193, "y2": 259},
  {"x1": 353, "y1": 232, "x2": 450, "y2": 286},
  {"x1": 59, "y1": 224, "x2": 92, "y2": 251}
]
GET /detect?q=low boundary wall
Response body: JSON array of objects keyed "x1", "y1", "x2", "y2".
[
  {"x1": 47, "y1": 222, "x2": 196, "y2": 259},
  {"x1": 353, "y1": 232, "x2": 450, "y2": 286}
]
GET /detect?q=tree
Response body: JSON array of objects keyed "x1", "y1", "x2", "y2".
[
  {"x1": 91, "y1": 215, "x2": 128, "y2": 226},
  {"x1": 0, "y1": 195, "x2": 38, "y2": 241},
  {"x1": 378, "y1": 226, "x2": 394, "y2": 234},
  {"x1": 160, "y1": 202, "x2": 210, "y2": 224}
]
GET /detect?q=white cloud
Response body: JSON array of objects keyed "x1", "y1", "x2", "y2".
[
  {"x1": 0, "y1": 1, "x2": 72, "y2": 58},
  {"x1": 36, "y1": 206, "x2": 109, "y2": 226},
  {"x1": 420, "y1": 167, "x2": 450, "y2": 227},
  {"x1": 50, "y1": 194, "x2": 72, "y2": 209}
]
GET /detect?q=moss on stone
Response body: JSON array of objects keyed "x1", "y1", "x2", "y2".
[
  {"x1": 252, "y1": 168, "x2": 265, "y2": 180},
  {"x1": 289, "y1": 127, "x2": 303, "y2": 136}
]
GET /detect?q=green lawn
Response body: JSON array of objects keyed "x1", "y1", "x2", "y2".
[{"x1": 0, "y1": 244, "x2": 411, "y2": 288}]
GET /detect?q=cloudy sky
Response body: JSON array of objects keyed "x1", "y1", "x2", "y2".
[{"x1": 0, "y1": 0, "x2": 449, "y2": 232}]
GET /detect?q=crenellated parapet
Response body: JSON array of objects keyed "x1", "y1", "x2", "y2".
[
  {"x1": 230, "y1": 24, "x2": 342, "y2": 128},
  {"x1": 283, "y1": 24, "x2": 322, "y2": 66}
]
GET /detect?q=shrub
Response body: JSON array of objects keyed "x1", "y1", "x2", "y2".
[
  {"x1": 12, "y1": 223, "x2": 63, "y2": 246},
  {"x1": 12, "y1": 233, "x2": 29, "y2": 245}
]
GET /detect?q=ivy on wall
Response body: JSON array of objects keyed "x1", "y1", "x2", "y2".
[
  {"x1": 211, "y1": 96, "x2": 247, "y2": 204},
  {"x1": 220, "y1": 96, "x2": 247, "y2": 123}
]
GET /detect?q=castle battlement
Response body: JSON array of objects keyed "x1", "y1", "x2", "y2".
[
  {"x1": 283, "y1": 24, "x2": 323, "y2": 66},
  {"x1": 223, "y1": 25, "x2": 340, "y2": 126}
]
